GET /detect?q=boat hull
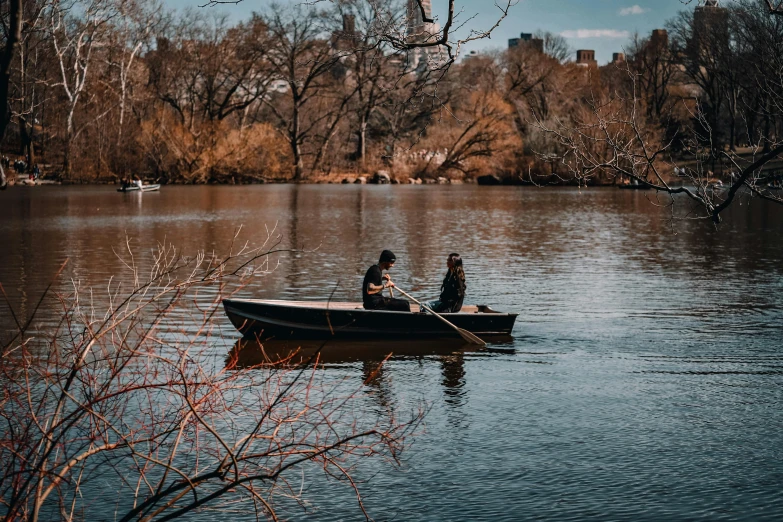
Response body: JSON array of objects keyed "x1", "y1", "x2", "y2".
[
  {"x1": 117, "y1": 184, "x2": 161, "y2": 192},
  {"x1": 223, "y1": 299, "x2": 518, "y2": 339}
]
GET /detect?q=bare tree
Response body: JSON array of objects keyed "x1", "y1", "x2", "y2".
[
  {"x1": 103, "y1": 0, "x2": 160, "y2": 147},
  {"x1": 504, "y1": 45, "x2": 565, "y2": 124},
  {"x1": 7, "y1": 0, "x2": 50, "y2": 172},
  {"x1": 0, "y1": 0, "x2": 22, "y2": 189},
  {"x1": 534, "y1": 30, "x2": 571, "y2": 63},
  {"x1": 149, "y1": 12, "x2": 272, "y2": 127},
  {"x1": 625, "y1": 32, "x2": 677, "y2": 126},
  {"x1": 253, "y1": 5, "x2": 344, "y2": 181},
  {"x1": 330, "y1": 0, "x2": 404, "y2": 170},
  {"x1": 0, "y1": 232, "x2": 421, "y2": 521},
  {"x1": 536, "y1": 64, "x2": 783, "y2": 224},
  {"x1": 265, "y1": 0, "x2": 518, "y2": 69},
  {"x1": 144, "y1": 11, "x2": 278, "y2": 182},
  {"x1": 48, "y1": 0, "x2": 120, "y2": 177}
]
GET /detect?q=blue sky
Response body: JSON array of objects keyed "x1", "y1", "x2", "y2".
[{"x1": 165, "y1": 0, "x2": 703, "y2": 63}]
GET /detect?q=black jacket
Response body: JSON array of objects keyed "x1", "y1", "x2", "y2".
[{"x1": 436, "y1": 271, "x2": 465, "y2": 313}]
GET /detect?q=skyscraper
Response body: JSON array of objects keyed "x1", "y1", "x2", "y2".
[
  {"x1": 407, "y1": 0, "x2": 433, "y2": 38},
  {"x1": 690, "y1": 0, "x2": 728, "y2": 58},
  {"x1": 694, "y1": 0, "x2": 727, "y2": 31},
  {"x1": 405, "y1": 0, "x2": 442, "y2": 69}
]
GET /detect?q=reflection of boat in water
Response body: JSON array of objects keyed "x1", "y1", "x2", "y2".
[
  {"x1": 226, "y1": 337, "x2": 514, "y2": 368},
  {"x1": 222, "y1": 299, "x2": 518, "y2": 340},
  {"x1": 117, "y1": 184, "x2": 160, "y2": 192}
]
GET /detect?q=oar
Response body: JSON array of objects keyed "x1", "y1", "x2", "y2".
[{"x1": 394, "y1": 286, "x2": 486, "y2": 347}]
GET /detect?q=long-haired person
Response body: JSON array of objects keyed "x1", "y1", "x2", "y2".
[{"x1": 423, "y1": 253, "x2": 466, "y2": 313}]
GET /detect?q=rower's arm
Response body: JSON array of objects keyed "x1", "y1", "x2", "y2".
[{"x1": 366, "y1": 282, "x2": 389, "y2": 295}]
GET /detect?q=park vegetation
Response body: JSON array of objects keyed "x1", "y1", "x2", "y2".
[{"x1": 0, "y1": 0, "x2": 781, "y2": 206}]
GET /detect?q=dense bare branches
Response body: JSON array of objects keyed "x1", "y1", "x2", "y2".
[
  {"x1": 0, "y1": 231, "x2": 421, "y2": 520},
  {"x1": 0, "y1": 0, "x2": 22, "y2": 189},
  {"x1": 313, "y1": 0, "x2": 517, "y2": 66},
  {"x1": 765, "y1": 0, "x2": 783, "y2": 15},
  {"x1": 530, "y1": 1, "x2": 783, "y2": 223}
]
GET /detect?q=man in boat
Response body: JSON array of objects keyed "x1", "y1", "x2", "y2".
[{"x1": 362, "y1": 250, "x2": 411, "y2": 311}]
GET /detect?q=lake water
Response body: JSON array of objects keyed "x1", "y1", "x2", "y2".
[{"x1": 2, "y1": 185, "x2": 782, "y2": 520}]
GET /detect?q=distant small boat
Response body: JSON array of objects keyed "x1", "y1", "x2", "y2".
[
  {"x1": 117, "y1": 184, "x2": 160, "y2": 192},
  {"x1": 223, "y1": 299, "x2": 518, "y2": 340}
]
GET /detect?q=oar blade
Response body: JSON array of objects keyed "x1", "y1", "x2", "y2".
[
  {"x1": 458, "y1": 328, "x2": 486, "y2": 346},
  {"x1": 395, "y1": 285, "x2": 486, "y2": 346}
]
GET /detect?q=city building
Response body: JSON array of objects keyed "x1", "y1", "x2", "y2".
[
  {"x1": 691, "y1": 0, "x2": 729, "y2": 56},
  {"x1": 331, "y1": 14, "x2": 357, "y2": 52},
  {"x1": 508, "y1": 32, "x2": 544, "y2": 53},
  {"x1": 576, "y1": 49, "x2": 597, "y2": 68},
  {"x1": 406, "y1": 0, "x2": 442, "y2": 69},
  {"x1": 650, "y1": 29, "x2": 669, "y2": 50},
  {"x1": 612, "y1": 52, "x2": 626, "y2": 64},
  {"x1": 407, "y1": 0, "x2": 436, "y2": 39}
]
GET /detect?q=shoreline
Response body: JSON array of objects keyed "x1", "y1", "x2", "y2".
[
  {"x1": 6, "y1": 178, "x2": 694, "y2": 188},
  {"x1": 7, "y1": 173, "x2": 683, "y2": 188}
]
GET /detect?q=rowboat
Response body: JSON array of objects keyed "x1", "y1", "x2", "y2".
[
  {"x1": 222, "y1": 299, "x2": 518, "y2": 340},
  {"x1": 117, "y1": 184, "x2": 160, "y2": 192}
]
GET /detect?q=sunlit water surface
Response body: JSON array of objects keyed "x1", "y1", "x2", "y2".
[{"x1": 1, "y1": 185, "x2": 782, "y2": 520}]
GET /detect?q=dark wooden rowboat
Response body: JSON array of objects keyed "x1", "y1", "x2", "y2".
[{"x1": 222, "y1": 299, "x2": 518, "y2": 340}]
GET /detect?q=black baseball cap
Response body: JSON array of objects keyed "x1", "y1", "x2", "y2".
[{"x1": 379, "y1": 250, "x2": 396, "y2": 263}]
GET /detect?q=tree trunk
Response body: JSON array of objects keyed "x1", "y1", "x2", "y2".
[
  {"x1": 0, "y1": 0, "x2": 22, "y2": 189},
  {"x1": 20, "y1": 117, "x2": 35, "y2": 168},
  {"x1": 729, "y1": 113, "x2": 736, "y2": 152},
  {"x1": 291, "y1": 104, "x2": 304, "y2": 181},
  {"x1": 293, "y1": 144, "x2": 304, "y2": 181},
  {"x1": 64, "y1": 128, "x2": 72, "y2": 179},
  {"x1": 357, "y1": 116, "x2": 367, "y2": 169},
  {"x1": 763, "y1": 106, "x2": 771, "y2": 154},
  {"x1": 64, "y1": 107, "x2": 76, "y2": 178}
]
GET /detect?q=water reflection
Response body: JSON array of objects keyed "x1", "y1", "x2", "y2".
[
  {"x1": 226, "y1": 337, "x2": 510, "y2": 413},
  {"x1": 227, "y1": 337, "x2": 480, "y2": 367},
  {"x1": 440, "y1": 353, "x2": 466, "y2": 407}
]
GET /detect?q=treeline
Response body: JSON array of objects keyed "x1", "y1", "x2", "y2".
[{"x1": 3, "y1": 0, "x2": 782, "y2": 183}]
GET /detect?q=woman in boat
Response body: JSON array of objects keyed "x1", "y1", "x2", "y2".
[
  {"x1": 362, "y1": 250, "x2": 411, "y2": 311},
  {"x1": 423, "y1": 253, "x2": 466, "y2": 313}
]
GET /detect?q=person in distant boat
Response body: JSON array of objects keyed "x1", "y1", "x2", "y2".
[
  {"x1": 422, "y1": 253, "x2": 466, "y2": 313},
  {"x1": 362, "y1": 250, "x2": 411, "y2": 311},
  {"x1": 134, "y1": 177, "x2": 143, "y2": 188}
]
